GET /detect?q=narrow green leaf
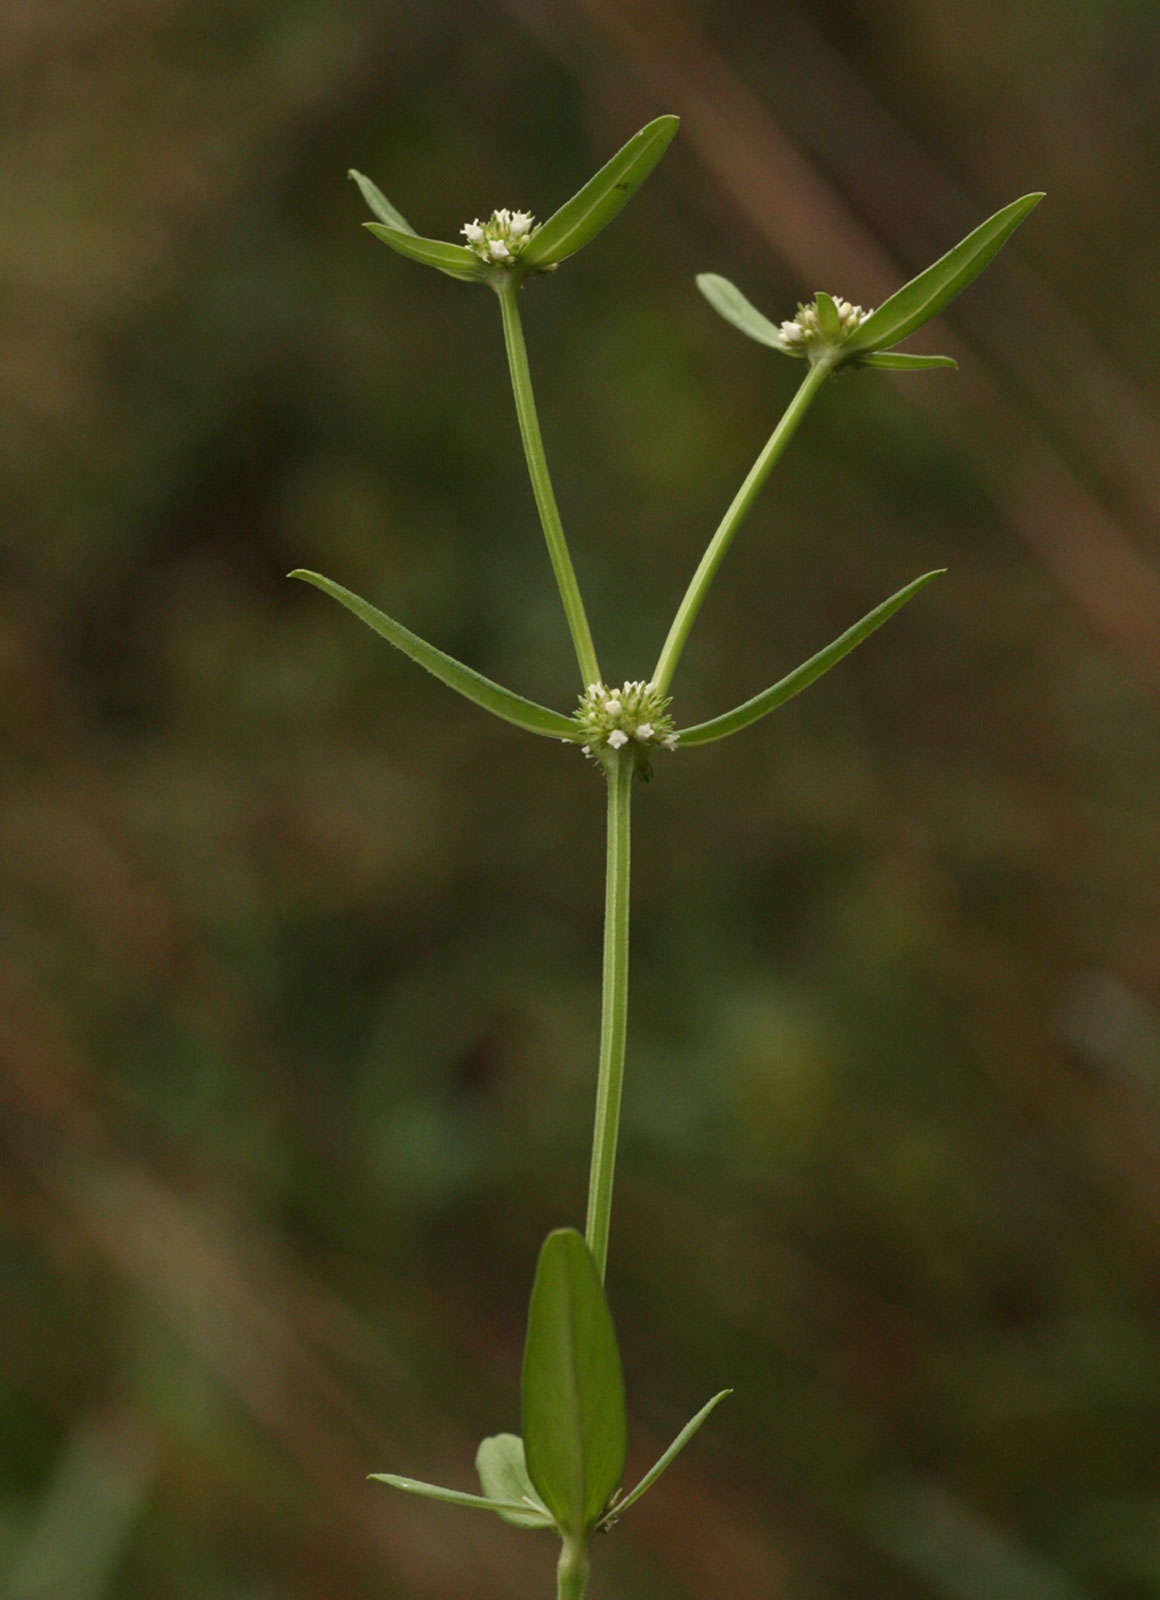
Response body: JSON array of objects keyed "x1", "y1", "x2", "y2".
[
  {"x1": 695, "y1": 274, "x2": 788, "y2": 351},
  {"x1": 678, "y1": 570, "x2": 944, "y2": 746},
  {"x1": 845, "y1": 193, "x2": 1043, "y2": 355},
  {"x1": 290, "y1": 570, "x2": 579, "y2": 741},
  {"x1": 369, "y1": 1473, "x2": 538, "y2": 1518},
  {"x1": 348, "y1": 169, "x2": 416, "y2": 234},
  {"x1": 601, "y1": 1391, "x2": 732, "y2": 1526},
  {"x1": 855, "y1": 352, "x2": 958, "y2": 371},
  {"x1": 363, "y1": 222, "x2": 485, "y2": 282},
  {"x1": 815, "y1": 291, "x2": 841, "y2": 342},
  {"x1": 476, "y1": 1434, "x2": 555, "y2": 1529},
  {"x1": 523, "y1": 115, "x2": 679, "y2": 268},
  {"x1": 522, "y1": 1229, "x2": 627, "y2": 1536}
]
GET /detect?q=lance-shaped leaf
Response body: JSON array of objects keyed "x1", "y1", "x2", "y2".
[
  {"x1": 844, "y1": 193, "x2": 1044, "y2": 356},
  {"x1": 522, "y1": 1229, "x2": 627, "y2": 1536},
  {"x1": 598, "y1": 1390, "x2": 732, "y2": 1528},
  {"x1": 696, "y1": 273, "x2": 788, "y2": 351},
  {"x1": 523, "y1": 115, "x2": 679, "y2": 268},
  {"x1": 678, "y1": 570, "x2": 943, "y2": 747},
  {"x1": 369, "y1": 1471, "x2": 544, "y2": 1519},
  {"x1": 475, "y1": 1434, "x2": 555, "y2": 1529},
  {"x1": 348, "y1": 169, "x2": 416, "y2": 234},
  {"x1": 855, "y1": 352, "x2": 957, "y2": 372},
  {"x1": 362, "y1": 222, "x2": 486, "y2": 282},
  {"x1": 290, "y1": 570, "x2": 578, "y2": 741}
]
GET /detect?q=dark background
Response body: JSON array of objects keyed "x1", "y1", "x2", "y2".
[{"x1": 4, "y1": 2, "x2": 1160, "y2": 1596}]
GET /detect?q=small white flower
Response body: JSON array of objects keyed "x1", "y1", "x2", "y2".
[
  {"x1": 460, "y1": 207, "x2": 540, "y2": 265},
  {"x1": 607, "y1": 729, "x2": 629, "y2": 749},
  {"x1": 777, "y1": 294, "x2": 872, "y2": 359},
  {"x1": 605, "y1": 698, "x2": 622, "y2": 716},
  {"x1": 635, "y1": 723, "x2": 654, "y2": 741}
]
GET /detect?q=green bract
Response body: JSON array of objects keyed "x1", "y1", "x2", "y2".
[
  {"x1": 351, "y1": 115, "x2": 678, "y2": 287},
  {"x1": 699, "y1": 191, "x2": 1043, "y2": 370}
]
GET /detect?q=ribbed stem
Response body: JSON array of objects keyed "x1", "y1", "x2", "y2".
[
  {"x1": 584, "y1": 750, "x2": 633, "y2": 1282},
  {"x1": 556, "y1": 1534, "x2": 590, "y2": 1600},
  {"x1": 652, "y1": 360, "x2": 832, "y2": 694},
  {"x1": 497, "y1": 277, "x2": 601, "y2": 688}
]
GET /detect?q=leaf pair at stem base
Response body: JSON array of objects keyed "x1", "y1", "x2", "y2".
[{"x1": 372, "y1": 1230, "x2": 730, "y2": 1551}]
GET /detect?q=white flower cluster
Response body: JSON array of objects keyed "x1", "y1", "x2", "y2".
[
  {"x1": 574, "y1": 680, "x2": 678, "y2": 764},
  {"x1": 777, "y1": 295, "x2": 870, "y2": 356},
  {"x1": 460, "y1": 208, "x2": 537, "y2": 264}
]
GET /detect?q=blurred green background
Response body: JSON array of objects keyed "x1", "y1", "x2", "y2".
[{"x1": 3, "y1": 2, "x2": 1160, "y2": 1597}]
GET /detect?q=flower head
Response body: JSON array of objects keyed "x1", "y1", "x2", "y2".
[
  {"x1": 460, "y1": 209, "x2": 539, "y2": 265},
  {"x1": 776, "y1": 294, "x2": 870, "y2": 361},
  {"x1": 697, "y1": 194, "x2": 1042, "y2": 375},
  {"x1": 351, "y1": 116, "x2": 679, "y2": 288},
  {"x1": 575, "y1": 681, "x2": 678, "y2": 777}
]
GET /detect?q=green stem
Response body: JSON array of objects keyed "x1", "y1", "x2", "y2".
[
  {"x1": 557, "y1": 1534, "x2": 590, "y2": 1600},
  {"x1": 652, "y1": 359, "x2": 832, "y2": 694},
  {"x1": 584, "y1": 750, "x2": 633, "y2": 1283},
  {"x1": 497, "y1": 277, "x2": 602, "y2": 688}
]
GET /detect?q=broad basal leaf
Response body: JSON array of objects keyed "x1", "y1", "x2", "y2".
[{"x1": 522, "y1": 1229, "x2": 627, "y2": 1536}]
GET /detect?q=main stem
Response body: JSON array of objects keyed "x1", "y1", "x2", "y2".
[
  {"x1": 497, "y1": 277, "x2": 602, "y2": 688},
  {"x1": 651, "y1": 360, "x2": 832, "y2": 694},
  {"x1": 584, "y1": 750, "x2": 633, "y2": 1283},
  {"x1": 557, "y1": 1533, "x2": 590, "y2": 1600}
]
